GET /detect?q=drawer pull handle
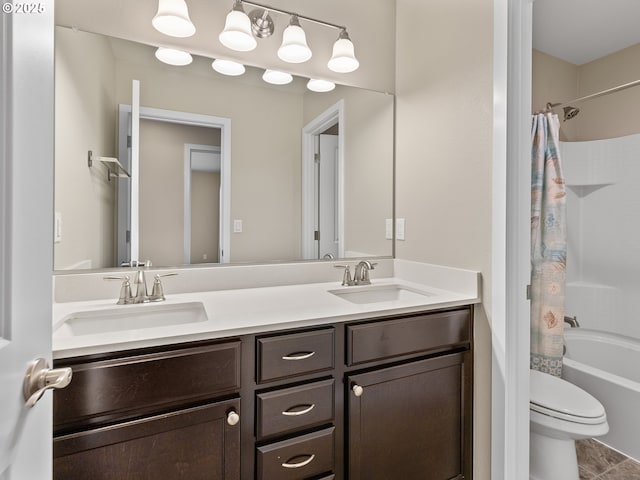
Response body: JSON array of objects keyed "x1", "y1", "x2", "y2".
[
  {"x1": 352, "y1": 384, "x2": 364, "y2": 397},
  {"x1": 282, "y1": 454, "x2": 315, "y2": 469},
  {"x1": 282, "y1": 404, "x2": 315, "y2": 416},
  {"x1": 282, "y1": 351, "x2": 315, "y2": 361},
  {"x1": 226, "y1": 410, "x2": 240, "y2": 426}
]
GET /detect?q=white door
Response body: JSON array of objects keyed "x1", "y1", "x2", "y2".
[
  {"x1": 317, "y1": 134, "x2": 340, "y2": 259},
  {"x1": 0, "y1": 3, "x2": 61, "y2": 478}
]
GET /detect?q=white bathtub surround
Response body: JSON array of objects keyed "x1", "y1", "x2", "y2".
[
  {"x1": 561, "y1": 134, "x2": 640, "y2": 339},
  {"x1": 563, "y1": 328, "x2": 640, "y2": 462},
  {"x1": 52, "y1": 259, "x2": 480, "y2": 358},
  {"x1": 529, "y1": 369, "x2": 609, "y2": 480}
]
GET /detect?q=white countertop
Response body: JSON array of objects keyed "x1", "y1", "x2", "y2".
[{"x1": 52, "y1": 260, "x2": 481, "y2": 359}]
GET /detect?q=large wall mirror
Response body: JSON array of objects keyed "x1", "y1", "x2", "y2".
[{"x1": 54, "y1": 6, "x2": 394, "y2": 271}]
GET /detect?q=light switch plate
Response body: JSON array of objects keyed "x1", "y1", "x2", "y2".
[
  {"x1": 233, "y1": 219, "x2": 243, "y2": 233},
  {"x1": 396, "y1": 218, "x2": 405, "y2": 241}
]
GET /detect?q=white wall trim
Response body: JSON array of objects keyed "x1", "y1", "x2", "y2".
[
  {"x1": 183, "y1": 144, "x2": 222, "y2": 264},
  {"x1": 493, "y1": 0, "x2": 533, "y2": 478},
  {"x1": 301, "y1": 100, "x2": 345, "y2": 259}
]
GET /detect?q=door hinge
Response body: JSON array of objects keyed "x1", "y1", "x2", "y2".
[
  {"x1": 127, "y1": 135, "x2": 132, "y2": 148},
  {"x1": 314, "y1": 153, "x2": 320, "y2": 164},
  {"x1": 126, "y1": 230, "x2": 131, "y2": 243},
  {"x1": 314, "y1": 230, "x2": 320, "y2": 241},
  {"x1": 526, "y1": 284, "x2": 531, "y2": 300}
]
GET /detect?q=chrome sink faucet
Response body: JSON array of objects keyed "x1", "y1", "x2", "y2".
[
  {"x1": 353, "y1": 260, "x2": 376, "y2": 285},
  {"x1": 334, "y1": 261, "x2": 377, "y2": 286},
  {"x1": 104, "y1": 269, "x2": 177, "y2": 304}
]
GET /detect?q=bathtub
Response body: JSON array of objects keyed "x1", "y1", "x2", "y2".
[{"x1": 563, "y1": 328, "x2": 640, "y2": 462}]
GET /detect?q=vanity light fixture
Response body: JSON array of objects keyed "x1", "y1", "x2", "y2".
[
  {"x1": 307, "y1": 78, "x2": 335, "y2": 93},
  {"x1": 219, "y1": 0, "x2": 257, "y2": 52},
  {"x1": 327, "y1": 29, "x2": 359, "y2": 73},
  {"x1": 152, "y1": 0, "x2": 196, "y2": 38},
  {"x1": 262, "y1": 69, "x2": 293, "y2": 85},
  {"x1": 277, "y1": 15, "x2": 312, "y2": 63},
  {"x1": 212, "y1": 58, "x2": 246, "y2": 76},
  {"x1": 218, "y1": 0, "x2": 359, "y2": 72},
  {"x1": 154, "y1": 47, "x2": 193, "y2": 66}
]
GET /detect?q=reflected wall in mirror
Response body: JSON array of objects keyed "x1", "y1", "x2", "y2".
[{"x1": 54, "y1": 27, "x2": 394, "y2": 271}]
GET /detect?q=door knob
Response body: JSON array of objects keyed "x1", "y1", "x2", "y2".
[{"x1": 23, "y1": 358, "x2": 72, "y2": 408}]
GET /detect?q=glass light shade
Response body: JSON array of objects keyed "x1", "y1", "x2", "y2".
[
  {"x1": 328, "y1": 33, "x2": 359, "y2": 73},
  {"x1": 277, "y1": 17, "x2": 312, "y2": 63},
  {"x1": 154, "y1": 47, "x2": 193, "y2": 66},
  {"x1": 212, "y1": 59, "x2": 246, "y2": 76},
  {"x1": 152, "y1": 0, "x2": 196, "y2": 38},
  {"x1": 307, "y1": 79, "x2": 335, "y2": 92},
  {"x1": 262, "y1": 69, "x2": 293, "y2": 85},
  {"x1": 219, "y1": 9, "x2": 257, "y2": 51}
]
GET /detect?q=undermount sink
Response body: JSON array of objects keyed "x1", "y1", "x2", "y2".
[
  {"x1": 328, "y1": 284, "x2": 434, "y2": 305},
  {"x1": 54, "y1": 301, "x2": 208, "y2": 337}
]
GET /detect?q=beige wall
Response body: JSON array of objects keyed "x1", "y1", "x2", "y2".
[
  {"x1": 54, "y1": 27, "x2": 117, "y2": 270},
  {"x1": 533, "y1": 44, "x2": 640, "y2": 141},
  {"x1": 138, "y1": 120, "x2": 217, "y2": 266},
  {"x1": 191, "y1": 172, "x2": 220, "y2": 264},
  {"x1": 394, "y1": 1, "x2": 494, "y2": 478},
  {"x1": 303, "y1": 86, "x2": 394, "y2": 257}
]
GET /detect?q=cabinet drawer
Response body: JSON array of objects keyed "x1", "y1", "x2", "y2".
[
  {"x1": 54, "y1": 399, "x2": 241, "y2": 480},
  {"x1": 346, "y1": 308, "x2": 471, "y2": 365},
  {"x1": 256, "y1": 427, "x2": 335, "y2": 480},
  {"x1": 257, "y1": 329, "x2": 334, "y2": 383},
  {"x1": 256, "y1": 378, "x2": 334, "y2": 440},
  {"x1": 54, "y1": 340, "x2": 241, "y2": 431}
]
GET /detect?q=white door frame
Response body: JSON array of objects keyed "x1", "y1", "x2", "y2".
[
  {"x1": 118, "y1": 106, "x2": 231, "y2": 264},
  {"x1": 0, "y1": 1, "x2": 55, "y2": 477},
  {"x1": 493, "y1": 0, "x2": 532, "y2": 479},
  {"x1": 183, "y1": 144, "x2": 222, "y2": 264},
  {"x1": 302, "y1": 100, "x2": 345, "y2": 259}
]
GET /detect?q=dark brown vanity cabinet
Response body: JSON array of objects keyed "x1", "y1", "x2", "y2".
[
  {"x1": 53, "y1": 306, "x2": 473, "y2": 480},
  {"x1": 345, "y1": 308, "x2": 473, "y2": 480},
  {"x1": 53, "y1": 339, "x2": 242, "y2": 480}
]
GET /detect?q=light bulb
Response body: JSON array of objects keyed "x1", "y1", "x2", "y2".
[
  {"x1": 155, "y1": 47, "x2": 193, "y2": 66},
  {"x1": 262, "y1": 70, "x2": 293, "y2": 85},
  {"x1": 152, "y1": 0, "x2": 196, "y2": 38},
  {"x1": 278, "y1": 16, "x2": 312, "y2": 63},
  {"x1": 212, "y1": 59, "x2": 246, "y2": 76},
  {"x1": 328, "y1": 30, "x2": 359, "y2": 73},
  {"x1": 219, "y1": 1, "x2": 257, "y2": 52},
  {"x1": 307, "y1": 79, "x2": 335, "y2": 92}
]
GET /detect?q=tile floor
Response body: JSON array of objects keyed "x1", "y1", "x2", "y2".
[{"x1": 578, "y1": 439, "x2": 640, "y2": 479}]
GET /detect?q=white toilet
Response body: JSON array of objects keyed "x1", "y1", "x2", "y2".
[{"x1": 529, "y1": 369, "x2": 609, "y2": 480}]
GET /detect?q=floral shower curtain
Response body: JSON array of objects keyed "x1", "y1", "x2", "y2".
[{"x1": 530, "y1": 113, "x2": 567, "y2": 377}]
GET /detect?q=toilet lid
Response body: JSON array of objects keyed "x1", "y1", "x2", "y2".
[{"x1": 530, "y1": 370, "x2": 606, "y2": 425}]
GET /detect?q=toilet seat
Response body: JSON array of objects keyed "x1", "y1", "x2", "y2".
[{"x1": 530, "y1": 370, "x2": 606, "y2": 425}]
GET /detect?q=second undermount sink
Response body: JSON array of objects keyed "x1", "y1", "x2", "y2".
[
  {"x1": 54, "y1": 301, "x2": 208, "y2": 337},
  {"x1": 328, "y1": 284, "x2": 434, "y2": 305}
]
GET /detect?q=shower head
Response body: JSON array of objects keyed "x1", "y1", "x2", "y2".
[{"x1": 563, "y1": 105, "x2": 580, "y2": 121}]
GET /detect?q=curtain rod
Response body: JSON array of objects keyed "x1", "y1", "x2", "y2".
[{"x1": 548, "y1": 78, "x2": 640, "y2": 110}]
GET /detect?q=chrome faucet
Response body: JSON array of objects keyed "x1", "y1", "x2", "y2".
[
  {"x1": 132, "y1": 269, "x2": 149, "y2": 303},
  {"x1": 354, "y1": 261, "x2": 377, "y2": 285},
  {"x1": 148, "y1": 273, "x2": 178, "y2": 302}
]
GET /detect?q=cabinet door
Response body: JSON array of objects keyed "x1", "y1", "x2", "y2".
[
  {"x1": 347, "y1": 352, "x2": 471, "y2": 480},
  {"x1": 53, "y1": 399, "x2": 240, "y2": 480}
]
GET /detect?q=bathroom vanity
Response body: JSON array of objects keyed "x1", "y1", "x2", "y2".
[{"x1": 50, "y1": 260, "x2": 478, "y2": 480}]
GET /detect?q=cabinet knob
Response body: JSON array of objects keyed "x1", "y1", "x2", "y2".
[
  {"x1": 352, "y1": 384, "x2": 364, "y2": 397},
  {"x1": 227, "y1": 410, "x2": 240, "y2": 426}
]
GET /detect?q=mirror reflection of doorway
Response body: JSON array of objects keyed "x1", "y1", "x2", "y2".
[
  {"x1": 117, "y1": 105, "x2": 231, "y2": 266},
  {"x1": 317, "y1": 131, "x2": 339, "y2": 259}
]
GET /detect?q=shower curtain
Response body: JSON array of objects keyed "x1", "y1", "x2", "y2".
[{"x1": 530, "y1": 112, "x2": 567, "y2": 376}]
